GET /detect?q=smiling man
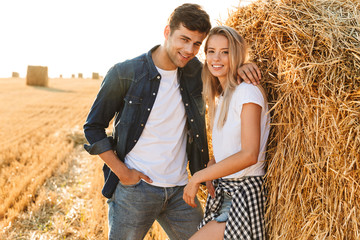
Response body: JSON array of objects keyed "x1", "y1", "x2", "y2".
[{"x1": 83, "y1": 3, "x2": 260, "y2": 240}]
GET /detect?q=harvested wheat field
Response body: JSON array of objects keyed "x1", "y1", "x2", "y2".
[
  {"x1": 226, "y1": 0, "x2": 360, "y2": 239},
  {"x1": 0, "y1": 77, "x2": 167, "y2": 239},
  {"x1": 1, "y1": 0, "x2": 359, "y2": 239}
]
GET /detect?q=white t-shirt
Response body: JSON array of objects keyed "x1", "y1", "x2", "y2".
[
  {"x1": 212, "y1": 82, "x2": 270, "y2": 178},
  {"x1": 125, "y1": 67, "x2": 188, "y2": 187}
]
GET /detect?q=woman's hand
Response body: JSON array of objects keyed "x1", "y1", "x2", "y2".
[
  {"x1": 206, "y1": 180, "x2": 215, "y2": 199},
  {"x1": 183, "y1": 177, "x2": 200, "y2": 208},
  {"x1": 205, "y1": 158, "x2": 216, "y2": 198}
]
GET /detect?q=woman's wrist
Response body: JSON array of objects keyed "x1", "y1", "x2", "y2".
[{"x1": 191, "y1": 171, "x2": 204, "y2": 185}]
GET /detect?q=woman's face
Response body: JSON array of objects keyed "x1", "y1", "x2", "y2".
[{"x1": 206, "y1": 34, "x2": 230, "y2": 85}]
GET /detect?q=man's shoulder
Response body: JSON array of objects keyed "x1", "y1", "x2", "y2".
[
  {"x1": 106, "y1": 53, "x2": 149, "y2": 79},
  {"x1": 113, "y1": 53, "x2": 147, "y2": 70}
]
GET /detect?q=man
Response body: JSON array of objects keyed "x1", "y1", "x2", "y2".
[{"x1": 84, "y1": 4, "x2": 260, "y2": 240}]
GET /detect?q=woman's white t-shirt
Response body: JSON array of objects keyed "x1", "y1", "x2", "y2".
[{"x1": 212, "y1": 82, "x2": 270, "y2": 179}]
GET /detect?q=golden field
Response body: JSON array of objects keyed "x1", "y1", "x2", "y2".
[{"x1": 0, "y1": 77, "x2": 167, "y2": 239}]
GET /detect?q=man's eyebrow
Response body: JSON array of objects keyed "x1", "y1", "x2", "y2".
[
  {"x1": 180, "y1": 34, "x2": 191, "y2": 39},
  {"x1": 180, "y1": 34, "x2": 202, "y2": 45},
  {"x1": 180, "y1": 34, "x2": 191, "y2": 40}
]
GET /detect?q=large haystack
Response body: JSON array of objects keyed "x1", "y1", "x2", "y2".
[
  {"x1": 226, "y1": 0, "x2": 360, "y2": 239},
  {"x1": 26, "y1": 65, "x2": 48, "y2": 87}
]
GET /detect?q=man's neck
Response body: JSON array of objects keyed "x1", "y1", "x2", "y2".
[{"x1": 152, "y1": 45, "x2": 177, "y2": 71}]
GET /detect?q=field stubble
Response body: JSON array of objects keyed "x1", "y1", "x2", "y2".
[{"x1": 0, "y1": 77, "x2": 168, "y2": 239}]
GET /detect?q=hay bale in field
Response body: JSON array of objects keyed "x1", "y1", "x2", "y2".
[
  {"x1": 71, "y1": 74, "x2": 75, "y2": 78},
  {"x1": 78, "y1": 73, "x2": 83, "y2": 78},
  {"x1": 226, "y1": 0, "x2": 360, "y2": 238},
  {"x1": 26, "y1": 65, "x2": 48, "y2": 87},
  {"x1": 59, "y1": 74, "x2": 63, "y2": 78},
  {"x1": 12, "y1": 72, "x2": 19, "y2": 78},
  {"x1": 92, "y1": 72, "x2": 100, "y2": 79}
]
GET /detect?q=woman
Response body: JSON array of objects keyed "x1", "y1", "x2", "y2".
[{"x1": 183, "y1": 26, "x2": 270, "y2": 240}]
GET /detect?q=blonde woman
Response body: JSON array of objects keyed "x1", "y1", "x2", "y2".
[{"x1": 183, "y1": 26, "x2": 270, "y2": 240}]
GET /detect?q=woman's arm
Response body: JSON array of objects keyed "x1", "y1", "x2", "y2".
[{"x1": 183, "y1": 103, "x2": 262, "y2": 207}]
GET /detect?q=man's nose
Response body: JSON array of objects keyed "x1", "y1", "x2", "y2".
[{"x1": 184, "y1": 43, "x2": 194, "y2": 54}]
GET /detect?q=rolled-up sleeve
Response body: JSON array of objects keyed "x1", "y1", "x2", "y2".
[
  {"x1": 84, "y1": 136, "x2": 114, "y2": 155},
  {"x1": 83, "y1": 64, "x2": 124, "y2": 155}
]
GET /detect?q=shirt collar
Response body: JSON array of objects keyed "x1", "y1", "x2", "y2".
[{"x1": 146, "y1": 45, "x2": 161, "y2": 81}]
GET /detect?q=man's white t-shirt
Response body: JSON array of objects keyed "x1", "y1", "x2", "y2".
[
  {"x1": 212, "y1": 82, "x2": 270, "y2": 178},
  {"x1": 124, "y1": 67, "x2": 188, "y2": 187}
]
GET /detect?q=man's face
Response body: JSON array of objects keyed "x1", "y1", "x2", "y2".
[{"x1": 164, "y1": 24, "x2": 207, "y2": 69}]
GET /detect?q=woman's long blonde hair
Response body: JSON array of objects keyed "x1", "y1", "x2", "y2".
[{"x1": 202, "y1": 26, "x2": 249, "y2": 129}]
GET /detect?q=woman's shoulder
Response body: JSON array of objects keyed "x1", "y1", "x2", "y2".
[
  {"x1": 234, "y1": 82, "x2": 262, "y2": 95},
  {"x1": 233, "y1": 82, "x2": 265, "y2": 106}
]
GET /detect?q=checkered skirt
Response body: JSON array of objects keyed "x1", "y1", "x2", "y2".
[{"x1": 199, "y1": 176, "x2": 266, "y2": 239}]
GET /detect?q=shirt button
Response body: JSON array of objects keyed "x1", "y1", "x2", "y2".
[
  {"x1": 196, "y1": 134, "x2": 199, "y2": 138},
  {"x1": 157, "y1": 76, "x2": 160, "y2": 79},
  {"x1": 141, "y1": 124, "x2": 144, "y2": 127},
  {"x1": 190, "y1": 119, "x2": 194, "y2": 122},
  {"x1": 129, "y1": 101, "x2": 132, "y2": 104},
  {"x1": 153, "y1": 92, "x2": 156, "y2": 96},
  {"x1": 185, "y1": 103, "x2": 189, "y2": 106},
  {"x1": 148, "y1": 108, "x2": 151, "y2": 111},
  {"x1": 201, "y1": 149, "x2": 204, "y2": 152},
  {"x1": 180, "y1": 88, "x2": 183, "y2": 91},
  {"x1": 134, "y1": 140, "x2": 137, "y2": 143}
]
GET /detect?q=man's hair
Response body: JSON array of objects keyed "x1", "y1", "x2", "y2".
[{"x1": 168, "y1": 3, "x2": 211, "y2": 35}]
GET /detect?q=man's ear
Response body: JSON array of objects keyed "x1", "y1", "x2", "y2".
[{"x1": 164, "y1": 25, "x2": 170, "y2": 40}]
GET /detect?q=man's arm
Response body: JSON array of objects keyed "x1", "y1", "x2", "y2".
[
  {"x1": 99, "y1": 150, "x2": 152, "y2": 185},
  {"x1": 238, "y1": 62, "x2": 262, "y2": 85},
  {"x1": 84, "y1": 65, "x2": 152, "y2": 185}
]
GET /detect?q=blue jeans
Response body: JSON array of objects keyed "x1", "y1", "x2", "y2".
[
  {"x1": 107, "y1": 180, "x2": 203, "y2": 240},
  {"x1": 214, "y1": 192, "x2": 232, "y2": 223}
]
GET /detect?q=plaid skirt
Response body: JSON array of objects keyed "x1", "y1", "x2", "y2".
[{"x1": 198, "y1": 176, "x2": 266, "y2": 240}]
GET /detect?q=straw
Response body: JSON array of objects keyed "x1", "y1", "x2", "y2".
[{"x1": 223, "y1": 0, "x2": 360, "y2": 238}]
